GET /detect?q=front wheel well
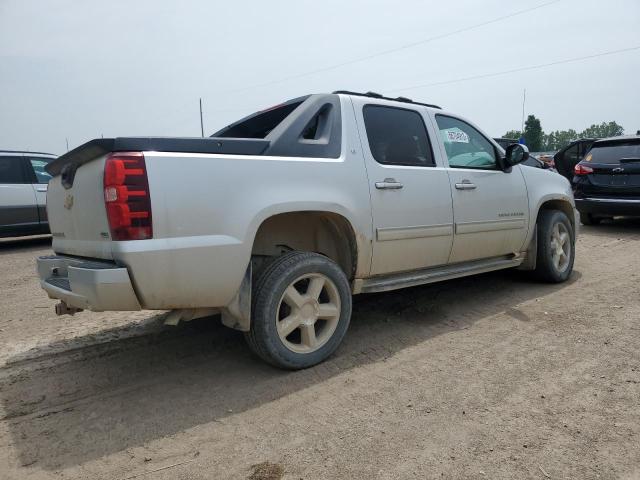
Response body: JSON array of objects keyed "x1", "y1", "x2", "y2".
[
  {"x1": 251, "y1": 211, "x2": 358, "y2": 280},
  {"x1": 537, "y1": 200, "x2": 575, "y2": 232}
]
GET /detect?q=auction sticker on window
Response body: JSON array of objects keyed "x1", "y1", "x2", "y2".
[{"x1": 445, "y1": 129, "x2": 469, "y2": 143}]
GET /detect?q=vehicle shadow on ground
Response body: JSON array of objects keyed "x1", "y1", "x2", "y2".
[
  {"x1": 1, "y1": 268, "x2": 581, "y2": 470},
  {"x1": 579, "y1": 216, "x2": 640, "y2": 237},
  {"x1": 0, "y1": 235, "x2": 51, "y2": 256}
]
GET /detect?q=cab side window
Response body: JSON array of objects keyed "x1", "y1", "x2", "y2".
[
  {"x1": 0, "y1": 156, "x2": 26, "y2": 184},
  {"x1": 28, "y1": 158, "x2": 53, "y2": 184},
  {"x1": 436, "y1": 115, "x2": 498, "y2": 169},
  {"x1": 363, "y1": 105, "x2": 435, "y2": 167}
]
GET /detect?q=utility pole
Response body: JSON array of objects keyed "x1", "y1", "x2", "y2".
[
  {"x1": 521, "y1": 88, "x2": 526, "y2": 134},
  {"x1": 199, "y1": 98, "x2": 204, "y2": 137},
  {"x1": 66, "y1": 138, "x2": 69, "y2": 152}
]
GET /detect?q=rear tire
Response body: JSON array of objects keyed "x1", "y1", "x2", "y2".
[
  {"x1": 245, "y1": 251, "x2": 352, "y2": 370},
  {"x1": 580, "y1": 212, "x2": 600, "y2": 225},
  {"x1": 534, "y1": 210, "x2": 575, "y2": 283}
]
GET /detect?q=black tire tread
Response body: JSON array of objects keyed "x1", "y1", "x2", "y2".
[
  {"x1": 245, "y1": 251, "x2": 308, "y2": 365},
  {"x1": 534, "y1": 209, "x2": 575, "y2": 283},
  {"x1": 245, "y1": 251, "x2": 351, "y2": 369}
]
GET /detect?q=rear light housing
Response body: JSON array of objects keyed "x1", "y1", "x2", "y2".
[
  {"x1": 574, "y1": 163, "x2": 594, "y2": 175},
  {"x1": 103, "y1": 152, "x2": 152, "y2": 240}
]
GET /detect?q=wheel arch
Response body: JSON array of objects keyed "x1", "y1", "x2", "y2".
[
  {"x1": 519, "y1": 196, "x2": 576, "y2": 271},
  {"x1": 536, "y1": 197, "x2": 577, "y2": 234},
  {"x1": 249, "y1": 208, "x2": 360, "y2": 281},
  {"x1": 221, "y1": 205, "x2": 366, "y2": 333}
]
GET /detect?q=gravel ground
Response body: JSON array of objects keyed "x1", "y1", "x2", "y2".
[{"x1": 0, "y1": 221, "x2": 639, "y2": 480}]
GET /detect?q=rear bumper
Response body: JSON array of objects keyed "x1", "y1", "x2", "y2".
[
  {"x1": 575, "y1": 197, "x2": 640, "y2": 216},
  {"x1": 37, "y1": 255, "x2": 141, "y2": 311}
]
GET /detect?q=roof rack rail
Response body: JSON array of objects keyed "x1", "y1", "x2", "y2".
[
  {"x1": 332, "y1": 90, "x2": 441, "y2": 109},
  {"x1": 0, "y1": 149, "x2": 56, "y2": 156}
]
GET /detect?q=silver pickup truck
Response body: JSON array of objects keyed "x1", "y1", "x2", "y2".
[{"x1": 37, "y1": 91, "x2": 578, "y2": 369}]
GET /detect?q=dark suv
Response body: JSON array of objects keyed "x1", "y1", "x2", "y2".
[
  {"x1": 572, "y1": 136, "x2": 640, "y2": 224},
  {"x1": 554, "y1": 138, "x2": 598, "y2": 181}
]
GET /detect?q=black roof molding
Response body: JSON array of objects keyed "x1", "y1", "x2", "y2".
[{"x1": 333, "y1": 90, "x2": 441, "y2": 109}]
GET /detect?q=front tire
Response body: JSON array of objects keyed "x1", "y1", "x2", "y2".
[
  {"x1": 534, "y1": 210, "x2": 575, "y2": 283},
  {"x1": 245, "y1": 251, "x2": 352, "y2": 369}
]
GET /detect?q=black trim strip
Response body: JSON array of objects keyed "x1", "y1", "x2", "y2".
[
  {"x1": 0, "y1": 204, "x2": 39, "y2": 226},
  {"x1": 46, "y1": 137, "x2": 271, "y2": 176}
]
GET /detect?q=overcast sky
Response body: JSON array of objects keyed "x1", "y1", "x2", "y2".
[{"x1": 1, "y1": 0, "x2": 638, "y2": 155}]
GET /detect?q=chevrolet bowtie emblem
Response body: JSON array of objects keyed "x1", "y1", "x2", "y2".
[{"x1": 64, "y1": 194, "x2": 74, "y2": 210}]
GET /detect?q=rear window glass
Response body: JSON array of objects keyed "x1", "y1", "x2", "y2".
[
  {"x1": 363, "y1": 105, "x2": 435, "y2": 167},
  {"x1": 213, "y1": 98, "x2": 307, "y2": 139},
  {"x1": 587, "y1": 140, "x2": 640, "y2": 164},
  {"x1": 562, "y1": 144, "x2": 580, "y2": 164},
  {"x1": 29, "y1": 157, "x2": 54, "y2": 183},
  {"x1": 0, "y1": 156, "x2": 26, "y2": 184}
]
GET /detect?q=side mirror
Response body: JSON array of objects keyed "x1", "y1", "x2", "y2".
[{"x1": 504, "y1": 143, "x2": 529, "y2": 168}]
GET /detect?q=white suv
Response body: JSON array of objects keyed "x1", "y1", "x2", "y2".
[{"x1": 0, "y1": 150, "x2": 55, "y2": 237}]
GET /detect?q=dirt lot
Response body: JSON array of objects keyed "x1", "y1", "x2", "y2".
[{"x1": 1, "y1": 222, "x2": 639, "y2": 480}]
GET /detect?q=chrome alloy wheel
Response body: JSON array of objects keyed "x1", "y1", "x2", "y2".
[
  {"x1": 276, "y1": 273, "x2": 341, "y2": 354},
  {"x1": 550, "y1": 221, "x2": 571, "y2": 272}
]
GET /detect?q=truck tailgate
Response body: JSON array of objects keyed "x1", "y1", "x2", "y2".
[{"x1": 47, "y1": 156, "x2": 114, "y2": 259}]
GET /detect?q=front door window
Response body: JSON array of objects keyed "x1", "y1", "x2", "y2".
[{"x1": 435, "y1": 115, "x2": 498, "y2": 169}]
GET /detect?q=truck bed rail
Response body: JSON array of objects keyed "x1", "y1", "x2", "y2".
[{"x1": 46, "y1": 137, "x2": 270, "y2": 176}]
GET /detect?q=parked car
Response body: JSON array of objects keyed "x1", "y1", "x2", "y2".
[
  {"x1": 0, "y1": 150, "x2": 55, "y2": 237},
  {"x1": 37, "y1": 91, "x2": 577, "y2": 369},
  {"x1": 573, "y1": 135, "x2": 640, "y2": 224},
  {"x1": 537, "y1": 153, "x2": 555, "y2": 167},
  {"x1": 521, "y1": 153, "x2": 551, "y2": 170},
  {"x1": 554, "y1": 138, "x2": 598, "y2": 182},
  {"x1": 494, "y1": 138, "x2": 519, "y2": 150}
]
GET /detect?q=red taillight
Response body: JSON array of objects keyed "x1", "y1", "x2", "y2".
[
  {"x1": 104, "y1": 152, "x2": 152, "y2": 240},
  {"x1": 574, "y1": 163, "x2": 594, "y2": 175}
]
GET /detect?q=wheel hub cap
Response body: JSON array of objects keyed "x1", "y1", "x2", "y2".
[
  {"x1": 276, "y1": 273, "x2": 341, "y2": 354},
  {"x1": 300, "y1": 301, "x2": 319, "y2": 321}
]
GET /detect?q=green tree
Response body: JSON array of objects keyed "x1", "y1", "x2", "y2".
[
  {"x1": 580, "y1": 121, "x2": 624, "y2": 138},
  {"x1": 544, "y1": 129, "x2": 578, "y2": 150},
  {"x1": 543, "y1": 132, "x2": 556, "y2": 150},
  {"x1": 524, "y1": 115, "x2": 543, "y2": 151},
  {"x1": 502, "y1": 130, "x2": 522, "y2": 140},
  {"x1": 501, "y1": 119, "x2": 625, "y2": 151}
]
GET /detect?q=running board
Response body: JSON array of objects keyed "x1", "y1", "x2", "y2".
[{"x1": 355, "y1": 256, "x2": 523, "y2": 294}]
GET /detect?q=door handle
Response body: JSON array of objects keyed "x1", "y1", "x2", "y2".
[
  {"x1": 375, "y1": 178, "x2": 403, "y2": 190},
  {"x1": 455, "y1": 180, "x2": 476, "y2": 190},
  {"x1": 36, "y1": 186, "x2": 48, "y2": 192}
]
